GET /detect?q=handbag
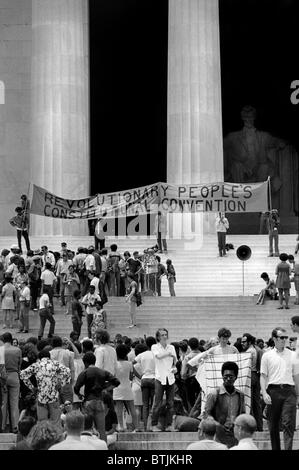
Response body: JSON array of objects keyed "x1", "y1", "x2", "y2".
[{"x1": 135, "y1": 292, "x2": 142, "y2": 307}]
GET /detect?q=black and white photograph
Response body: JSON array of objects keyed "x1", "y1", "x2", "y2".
[{"x1": 0, "y1": 0, "x2": 298, "y2": 458}]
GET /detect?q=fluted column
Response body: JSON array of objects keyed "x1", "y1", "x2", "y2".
[
  {"x1": 167, "y1": 0, "x2": 223, "y2": 240},
  {"x1": 31, "y1": 0, "x2": 89, "y2": 235}
]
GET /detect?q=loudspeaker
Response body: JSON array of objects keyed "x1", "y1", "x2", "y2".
[{"x1": 236, "y1": 245, "x2": 252, "y2": 261}]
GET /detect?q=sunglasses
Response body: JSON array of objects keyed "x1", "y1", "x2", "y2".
[{"x1": 276, "y1": 335, "x2": 288, "y2": 340}]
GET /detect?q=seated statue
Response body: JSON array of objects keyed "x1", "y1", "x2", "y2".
[{"x1": 223, "y1": 105, "x2": 298, "y2": 217}]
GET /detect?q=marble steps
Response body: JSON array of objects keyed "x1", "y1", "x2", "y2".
[
  {"x1": 0, "y1": 235, "x2": 297, "y2": 296},
  {"x1": 0, "y1": 434, "x2": 16, "y2": 450},
  {"x1": 3, "y1": 296, "x2": 297, "y2": 343},
  {"x1": 114, "y1": 431, "x2": 299, "y2": 451}
]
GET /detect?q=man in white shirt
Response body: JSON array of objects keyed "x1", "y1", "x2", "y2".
[
  {"x1": 89, "y1": 271, "x2": 100, "y2": 296},
  {"x1": 37, "y1": 291, "x2": 55, "y2": 340},
  {"x1": 49, "y1": 410, "x2": 95, "y2": 450},
  {"x1": 40, "y1": 262, "x2": 57, "y2": 314},
  {"x1": 134, "y1": 336, "x2": 156, "y2": 431},
  {"x1": 187, "y1": 417, "x2": 227, "y2": 450},
  {"x1": 40, "y1": 245, "x2": 56, "y2": 271},
  {"x1": 188, "y1": 327, "x2": 238, "y2": 367},
  {"x1": 84, "y1": 247, "x2": 96, "y2": 273},
  {"x1": 151, "y1": 328, "x2": 177, "y2": 432},
  {"x1": 260, "y1": 326, "x2": 299, "y2": 450},
  {"x1": 17, "y1": 279, "x2": 31, "y2": 333},
  {"x1": 230, "y1": 414, "x2": 258, "y2": 450},
  {"x1": 94, "y1": 329, "x2": 117, "y2": 375},
  {"x1": 56, "y1": 253, "x2": 72, "y2": 306},
  {"x1": 215, "y1": 212, "x2": 229, "y2": 257}
]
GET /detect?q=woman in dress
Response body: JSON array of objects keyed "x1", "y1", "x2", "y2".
[
  {"x1": 113, "y1": 344, "x2": 138, "y2": 432},
  {"x1": 90, "y1": 301, "x2": 107, "y2": 342},
  {"x1": 1, "y1": 274, "x2": 16, "y2": 328},
  {"x1": 288, "y1": 254, "x2": 299, "y2": 305},
  {"x1": 125, "y1": 272, "x2": 137, "y2": 328},
  {"x1": 275, "y1": 252, "x2": 291, "y2": 309}
]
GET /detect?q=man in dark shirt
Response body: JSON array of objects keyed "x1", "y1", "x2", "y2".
[
  {"x1": 266, "y1": 209, "x2": 280, "y2": 257},
  {"x1": 201, "y1": 361, "x2": 245, "y2": 448},
  {"x1": 127, "y1": 251, "x2": 142, "y2": 279},
  {"x1": 155, "y1": 255, "x2": 166, "y2": 296},
  {"x1": 74, "y1": 352, "x2": 120, "y2": 442}
]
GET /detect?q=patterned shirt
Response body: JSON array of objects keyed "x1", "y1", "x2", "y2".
[{"x1": 20, "y1": 358, "x2": 71, "y2": 404}]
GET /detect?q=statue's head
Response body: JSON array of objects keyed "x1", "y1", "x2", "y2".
[{"x1": 241, "y1": 105, "x2": 256, "y2": 128}]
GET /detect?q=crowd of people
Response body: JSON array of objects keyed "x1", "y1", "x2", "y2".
[
  {"x1": 0, "y1": 316, "x2": 297, "y2": 451},
  {"x1": 0, "y1": 199, "x2": 298, "y2": 451},
  {"x1": 0, "y1": 241, "x2": 177, "y2": 336}
]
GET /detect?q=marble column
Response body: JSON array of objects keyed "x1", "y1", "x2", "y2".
[
  {"x1": 31, "y1": 0, "x2": 89, "y2": 236},
  {"x1": 167, "y1": 0, "x2": 223, "y2": 241}
]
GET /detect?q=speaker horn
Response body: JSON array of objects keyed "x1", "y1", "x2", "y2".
[{"x1": 236, "y1": 245, "x2": 252, "y2": 261}]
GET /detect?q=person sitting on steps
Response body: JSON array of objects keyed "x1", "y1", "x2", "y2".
[{"x1": 256, "y1": 272, "x2": 277, "y2": 305}]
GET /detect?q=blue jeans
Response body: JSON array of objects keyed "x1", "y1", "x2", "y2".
[
  {"x1": 151, "y1": 379, "x2": 175, "y2": 427},
  {"x1": 84, "y1": 399, "x2": 106, "y2": 442},
  {"x1": 2, "y1": 372, "x2": 20, "y2": 432},
  {"x1": 37, "y1": 400, "x2": 61, "y2": 427},
  {"x1": 38, "y1": 308, "x2": 55, "y2": 338},
  {"x1": 168, "y1": 277, "x2": 176, "y2": 296},
  {"x1": 269, "y1": 230, "x2": 279, "y2": 255},
  {"x1": 141, "y1": 378, "x2": 155, "y2": 428}
]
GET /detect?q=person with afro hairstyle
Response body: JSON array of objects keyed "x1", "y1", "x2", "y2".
[
  {"x1": 201, "y1": 361, "x2": 245, "y2": 448},
  {"x1": 275, "y1": 253, "x2": 292, "y2": 309}
]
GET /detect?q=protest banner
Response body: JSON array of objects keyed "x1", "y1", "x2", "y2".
[{"x1": 30, "y1": 180, "x2": 269, "y2": 219}]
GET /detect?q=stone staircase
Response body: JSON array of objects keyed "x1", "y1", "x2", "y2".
[
  {"x1": 114, "y1": 430, "x2": 299, "y2": 450},
  {"x1": 1, "y1": 295, "x2": 298, "y2": 344},
  {"x1": 0, "y1": 234, "x2": 298, "y2": 342},
  {"x1": 0, "y1": 431, "x2": 298, "y2": 450},
  {"x1": 0, "y1": 234, "x2": 298, "y2": 297},
  {"x1": 0, "y1": 434, "x2": 16, "y2": 450}
]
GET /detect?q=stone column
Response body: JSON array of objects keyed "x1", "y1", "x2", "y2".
[
  {"x1": 167, "y1": 0, "x2": 223, "y2": 242},
  {"x1": 31, "y1": 0, "x2": 89, "y2": 236}
]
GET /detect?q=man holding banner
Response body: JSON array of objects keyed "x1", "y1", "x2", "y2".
[
  {"x1": 201, "y1": 361, "x2": 246, "y2": 448},
  {"x1": 9, "y1": 206, "x2": 30, "y2": 253}
]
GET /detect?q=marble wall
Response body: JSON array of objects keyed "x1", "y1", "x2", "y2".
[
  {"x1": 0, "y1": 0, "x2": 90, "y2": 237},
  {"x1": 0, "y1": 0, "x2": 32, "y2": 235}
]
